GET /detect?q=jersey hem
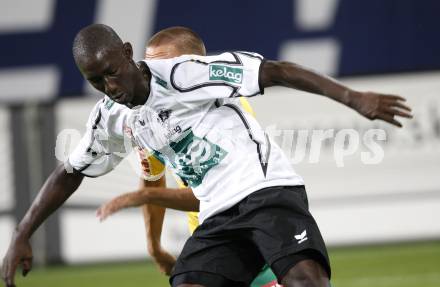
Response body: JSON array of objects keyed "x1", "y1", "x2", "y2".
[{"x1": 198, "y1": 178, "x2": 305, "y2": 223}]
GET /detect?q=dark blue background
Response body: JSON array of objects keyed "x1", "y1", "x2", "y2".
[{"x1": 2, "y1": 0, "x2": 440, "y2": 97}]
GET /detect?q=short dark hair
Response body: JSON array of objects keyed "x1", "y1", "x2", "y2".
[
  {"x1": 147, "y1": 26, "x2": 206, "y2": 56},
  {"x1": 72, "y1": 24, "x2": 123, "y2": 65}
]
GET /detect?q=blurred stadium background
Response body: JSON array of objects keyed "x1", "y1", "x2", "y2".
[{"x1": 0, "y1": 0, "x2": 439, "y2": 286}]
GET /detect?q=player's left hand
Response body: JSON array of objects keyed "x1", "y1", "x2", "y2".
[{"x1": 350, "y1": 91, "x2": 413, "y2": 127}]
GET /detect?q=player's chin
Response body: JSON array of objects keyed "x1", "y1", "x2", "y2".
[
  {"x1": 124, "y1": 94, "x2": 138, "y2": 108},
  {"x1": 115, "y1": 94, "x2": 135, "y2": 108},
  {"x1": 113, "y1": 93, "x2": 128, "y2": 104}
]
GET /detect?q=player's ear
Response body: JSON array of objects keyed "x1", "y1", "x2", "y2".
[
  {"x1": 136, "y1": 61, "x2": 150, "y2": 80},
  {"x1": 122, "y1": 42, "x2": 133, "y2": 59}
]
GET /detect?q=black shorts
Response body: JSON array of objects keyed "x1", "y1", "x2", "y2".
[{"x1": 170, "y1": 185, "x2": 331, "y2": 286}]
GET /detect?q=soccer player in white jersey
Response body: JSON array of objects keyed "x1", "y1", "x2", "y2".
[
  {"x1": 131, "y1": 27, "x2": 279, "y2": 285},
  {"x1": 2, "y1": 24, "x2": 412, "y2": 287}
]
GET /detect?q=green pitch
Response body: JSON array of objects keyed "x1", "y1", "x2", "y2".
[{"x1": 15, "y1": 241, "x2": 440, "y2": 287}]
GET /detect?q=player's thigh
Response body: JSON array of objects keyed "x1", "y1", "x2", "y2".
[
  {"x1": 171, "y1": 234, "x2": 264, "y2": 286},
  {"x1": 247, "y1": 186, "x2": 331, "y2": 281},
  {"x1": 279, "y1": 256, "x2": 330, "y2": 287}
]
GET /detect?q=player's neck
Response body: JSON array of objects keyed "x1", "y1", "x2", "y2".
[{"x1": 131, "y1": 69, "x2": 151, "y2": 107}]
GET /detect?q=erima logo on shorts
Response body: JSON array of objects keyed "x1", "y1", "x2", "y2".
[
  {"x1": 209, "y1": 65, "x2": 243, "y2": 84},
  {"x1": 294, "y1": 230, "x2": 308, "y2": 244}
]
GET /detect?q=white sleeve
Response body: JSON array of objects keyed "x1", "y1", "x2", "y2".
[
  {"x1": 67, "y1": 98, "x2": 132, "y2": 177},
  {"x1": 156, "y1": 51, "x2": 264, "y2": 100}
]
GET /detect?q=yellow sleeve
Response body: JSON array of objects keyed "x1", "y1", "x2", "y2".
[{"x1": 138, "y1": 148, "x2": 166, "y2": 181}]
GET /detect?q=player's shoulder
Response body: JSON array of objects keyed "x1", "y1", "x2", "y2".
[
  {"x1": 143, "y1": 51, "x2": 263, "y2": 69},
  {"x1": 189, "y1": 51, "x2": 264, "y2": 63},
  {"x1": 142, "y1": 51, "x2": 265, "y2": 94},
  {"x1": 233, "y1": 51, "x2": 264, "y2": 60},
  {"x1": 86, "y1": 97, "x2": 131, "y2": 130}
]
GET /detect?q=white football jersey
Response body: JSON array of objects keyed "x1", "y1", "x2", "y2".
[{"x1": 68, "y1": 52, "x2": 304, "y2": 223}]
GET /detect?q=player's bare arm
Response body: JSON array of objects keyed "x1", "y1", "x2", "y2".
[
  {"x1": 134, "y1": 148, "x2": 178, "y2": 276},
  {"x1": 260, "y1": 60, "x2": 413, "y2": 127},
  {"x1": 97, "y1": 183, "x2": 197, "y2": 221},
  {"x1": 142, "y1": 202, "x2": 176, "y2": 276},
  {"x1": 106, "y1": 181, "x2": 196, "y2": 276},
  {"x1": 1, "y1": 164, "x2": 84, "y2": 287},
  {"x1": 137, "y1": 176, "x2": 175, "y2": 276}
]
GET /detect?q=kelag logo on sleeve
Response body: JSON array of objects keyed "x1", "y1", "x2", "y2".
[{"x1": 209, "y1": 65, "x2": 243, "y2": 84}]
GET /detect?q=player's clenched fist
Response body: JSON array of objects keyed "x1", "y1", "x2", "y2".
[{"x1": 2, "y1": 232, "x2": 33, "y2": 287}]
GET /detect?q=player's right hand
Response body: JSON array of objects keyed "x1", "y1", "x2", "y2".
[{"x1": 1, "y1": 232, "x2": 33, "y2": 287}]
